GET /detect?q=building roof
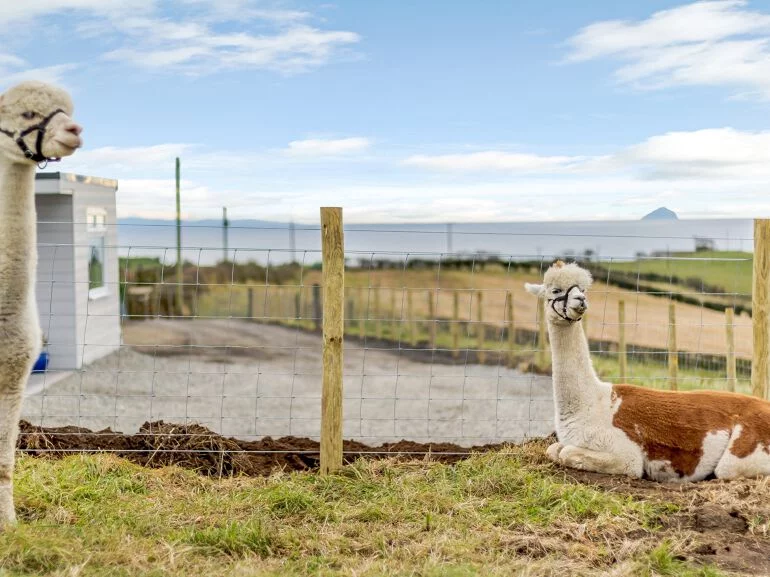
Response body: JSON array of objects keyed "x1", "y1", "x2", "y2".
[{"x1": 36, "y1": 172, "x2": 118, "y2": 194}]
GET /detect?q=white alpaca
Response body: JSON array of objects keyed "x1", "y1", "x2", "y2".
[
  {"x1": 0, "y1": 81, "x2": 82, "y2": 526},
  {"x1": 526, "y1": 260, "x2": 770, "y2": 482}
]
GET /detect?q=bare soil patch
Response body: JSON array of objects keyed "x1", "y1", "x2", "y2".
[
  {"x1": 17, "y1": 420, "x2": 503, "y2": 477},
  {"x1": 562, "y1": 468, "x2": 770, "y2": 575}
]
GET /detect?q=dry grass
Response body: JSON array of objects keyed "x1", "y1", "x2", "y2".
[
  {"x1": 4, "y1": 441, "x2": 767, "y2": 576},
  {"x1": 195, "y1": 264, "x2": 752, "y2": 359}
]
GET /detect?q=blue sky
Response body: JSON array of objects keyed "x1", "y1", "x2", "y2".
[{"x1": 2, "y1": 0, "x2": 770, "y2": 222}]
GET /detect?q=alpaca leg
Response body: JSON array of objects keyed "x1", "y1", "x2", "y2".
[
  {"x1": 546, "y1": 442, "x2": 563, "y2": 463},
  {"x1": 0, "y1": 386, "x2": 24, "y2": 528},
  {"x1": 557, "y1": 444, "x2": 642, "y2": 477},
  {"x1": 714, "y1": 428, "x2": 770, "y2": 480}
]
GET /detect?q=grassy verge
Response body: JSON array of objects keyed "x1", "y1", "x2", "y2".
[
  {"x1": 601, "y1": 251, "x2": 753, "y2": 296},
  {"x1": 2, "y1": 444, "x2": 730, "y2": 577}
]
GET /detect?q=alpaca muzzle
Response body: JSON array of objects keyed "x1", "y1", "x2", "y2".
[
  {"x1": 548, "y1": 284, "x2": 583, "y2": 323},
  {"x1": 0, "y1": 108, "x2": 65, "y2": 168}
]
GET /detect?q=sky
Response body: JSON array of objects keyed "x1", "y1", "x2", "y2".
[{"x1": 2, "y1": 0, "x2": 770, "y2": 223}]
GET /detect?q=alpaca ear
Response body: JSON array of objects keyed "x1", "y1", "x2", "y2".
[{"x1": 524, "y1": 283, "x2": 543, "y2": 296}]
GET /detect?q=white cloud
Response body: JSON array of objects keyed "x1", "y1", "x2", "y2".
[
  {"x1": 68, "y1": 143, "x2": 193, "y2": 171},
  {"x1": 103, "y1": 23, "x2": 360, "y2": 75},
  {"x1": 403, "y1": 151, "x2": 585, "y2": 172},
  {"x1": 0, "y1": 1, "x2": 360, "y2": 77},
  {"x1": 0, "y1": 0, "x2": 154, "y2": 28},
  {"x1": 0, "y1": 64, "x2": 78, "y2": 91},
  {"x1": 566, "y1": 0, "x2": 770, "y2": 98},
  {"x1": 405, "y1": 127, "x2": 770, "y2": 180},
  {"x1": 51, "y1": 126, "x2": 770, "y2": 223},
  {"x1": 286, "y1": 137, "x2": 371, "y2": 156},
  {"x1": 620, "y1": 127, "x2": 770, "y2": 178}
]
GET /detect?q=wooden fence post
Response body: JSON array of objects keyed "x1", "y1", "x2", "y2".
[
  {"x1": 506, "y1": 291, "x2": 515, "y2": 367},
  {"x1": 668, "y1": 302, "x2": 678, "y2": 391},
  {"x1": 537, "y1": 295, "x2": 548, "y2": 369},
  {"x1": 618, "y1": 300, "x2": 627, "y2": 383},
  {"x1": 247, "y1": 287, "x2": 254, "y2": 320},
  {"x1": 726, "y1": 307, "x2": 736, "y2": 392},
  {"x1": 476, "y1": 290, "x2": 486, "y2": 364},
  {"x1": 427, "y1": 289, "x2": 436, "y2": 349},
  {"x1": 320, "y1": 207, "x2": 344, "y2": 475},
  {"x1": 753, "y1": 219, "x2": 770, "y2": 399},
  {"x1": 452, "y1": 291, "x2": 460, "y2": 359}
]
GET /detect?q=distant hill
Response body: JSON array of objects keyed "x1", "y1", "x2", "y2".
[{"x1": 642, "y1": 207, "x2": 678, "y2": 220}]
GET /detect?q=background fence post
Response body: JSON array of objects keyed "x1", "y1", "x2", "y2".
[
  {"x1": 476, "y1": 290, "x2": 485, "y2": 364},
  {"x1": 537, "y1": 295, "x2": 548, "y2": 370},
  {"x1": 359, "y1": 287, "x2": 366, "y2": 339},
  {"x1": 247, "y1": 287, "x2": 254, "y2": 320},
  {"x1": 668, "y1": 302, "x2": 678, "y2": 391},
  {"x1": 408, "y1": 289, "x2": 417, "y2": 346},
  {"x1": 726, "y1": 307, "x2": 736, "y2": 392},
  {"x1": 390, "y1": 287, "x2": 397, "y2": 339},
  {"x1": 753, "y1": 219, "x2": 770, "y2": 399},
  {"x1": 506, "y1": 291, "x2": 515, "y2": 367},
  {"x1": 345, "y1": 296, "x2": 354, "y2": 332},
  {"x1": 374, "y1": 286, "x2": 382, "y2": 340},
  {"x1": 452, "y1": 291, "x2": 460, "y2": 359},
  {"x1": 312, "y1": 283, "x2": 322, "y2": 331},
  {"x1": 320, "y1": 207, "x2": 344, "y2": 475},
  {"x1": 428, "y1": 289, "x2": 436, "y2": 349},
  {"x1": 618, "y1": 300, "x2": 627, "y2": 382}
]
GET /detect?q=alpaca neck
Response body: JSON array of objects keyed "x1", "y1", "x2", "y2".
[
  {"x1": 548, "y1": 320, "x2": 600, "y2": 420},
  {"x1": 0, "y1": 161, "x2": 37, "y2": 315}
]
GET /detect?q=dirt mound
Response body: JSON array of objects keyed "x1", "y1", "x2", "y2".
[{"x1": 17, "y1": 421, "x2": 504, "y2": 477}]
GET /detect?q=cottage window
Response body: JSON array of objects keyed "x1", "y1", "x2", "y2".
[{"x1": 87, "y1": 208, "x2": 108, "y2": 299}]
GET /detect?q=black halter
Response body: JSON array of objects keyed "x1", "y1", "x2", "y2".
[
  {"x1": 0, "y1": 108, "x2": 65, "y2": 168},
  {"x1": 547, "y1": 284, "x2": 583, "y2": 323}
]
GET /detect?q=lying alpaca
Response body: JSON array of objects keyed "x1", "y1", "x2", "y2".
[
  {"x1": 525, "y1": 261, "x2": 770, "y2": 482},
  {"x1": 0, "y1": 81, "x2": 82, "y2": 527}
]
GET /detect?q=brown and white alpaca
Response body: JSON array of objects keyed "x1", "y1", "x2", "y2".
[
  {"x1": 0, "y1": 81, "x2": 82, "y2": 526},
  {"x1": 525, "y1": 260, "x2": 770, "y2": 482}
]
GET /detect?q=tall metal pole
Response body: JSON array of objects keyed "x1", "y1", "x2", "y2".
[
  {"x1": 222, "y1": 206, "x2": 229, "y2": 263},
  {"x1": 175, "y1": 157, "x2": 183, "y2": 316},
  {"x1": 447, "y1": 223, "x2": 453, "y2": 255}
]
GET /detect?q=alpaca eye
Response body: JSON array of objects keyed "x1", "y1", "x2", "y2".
[
  {"x1": 21, "y1": 111, "x2": 38, "y2": 120},
  {"x1": 552, "y1": 288, "x2": 561, "y2": 294}
]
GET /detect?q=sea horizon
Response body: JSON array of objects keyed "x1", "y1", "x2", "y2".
[{"x1": 112, "y1": 216, "x2": 756, "y2": 266}]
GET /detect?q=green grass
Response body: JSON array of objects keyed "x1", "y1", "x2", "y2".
[
  {"x1": 605, "y1": 251, "x2": 753, "y2": 296},
  {"x1": 0, "y1": 448, "x2": 727, "y2": 577}
]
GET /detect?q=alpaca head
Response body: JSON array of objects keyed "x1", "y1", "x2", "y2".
[
  {"x1": 525, "y1": 261, "x2": 593, "y2": 325},
  {"x1": 0, "y1": 81, "x2": 82, "y2": 166}
]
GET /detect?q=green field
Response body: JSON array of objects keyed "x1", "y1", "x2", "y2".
[
  {"x1": 604, "y1": 251, "x2": 753, "y2": 296},
  {"x1": 1, "y1": 447, "x2": 738, "y2": 576}
]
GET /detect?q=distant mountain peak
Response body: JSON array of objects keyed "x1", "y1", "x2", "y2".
[{"x1": 642, "y1": 207, "x2": 678, "y2": 220}]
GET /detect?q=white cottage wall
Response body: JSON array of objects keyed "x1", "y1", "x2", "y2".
[
  {"x1": 71, "y1": 179, "x2": 120, "y2": 367},
  {"x1": 35, "y1": 193, "x2": 77, "y2": 369}
]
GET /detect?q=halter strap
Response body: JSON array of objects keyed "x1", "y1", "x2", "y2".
[
  {"x1": 547, "y1": 284, "x2": 582, "y2": 323},
  {"x1": 0, "y1": 108, "x2": 65, "y2": 168}
]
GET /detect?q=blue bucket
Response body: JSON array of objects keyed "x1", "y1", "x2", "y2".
[{"x1": 32, "y1": 351, "x2": 49, "y2": 374}]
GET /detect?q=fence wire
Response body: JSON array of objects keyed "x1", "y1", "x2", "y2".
[{"x1": 21, "y1": 223, "x2": 754, "y2": 460}]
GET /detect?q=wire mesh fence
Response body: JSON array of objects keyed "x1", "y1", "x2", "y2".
[{"x1": 20, "y1": 219, "x2": 756, "y2": 462}]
